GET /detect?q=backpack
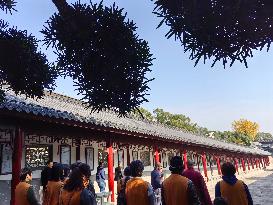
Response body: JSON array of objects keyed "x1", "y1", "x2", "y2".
[{"x1": 117, "y1": 177, "x2": 131, "y2": 205}]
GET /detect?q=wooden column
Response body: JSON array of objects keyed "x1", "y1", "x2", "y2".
[
  {"x1": 127, "y1": 148, "x2": 130, "y2": 166},
  {"x1": 11, "y1": 127, "x2": 23, "y2": 205},
  {"x1": 107, "y1": 141, "x2": 114, "y2": 202},
  {"x1": 241, "y1": 158, "x2": 246, "y2": 172},
  {"x1": 202, "y1": 153, "x2": 208, "y2": 180},
  {"x1": 76, "y1": 139, "x2": 81, "y2": 161},
  {"x1": 255, "y1": 158, "x2": 259, "y2": 169},
  {"x1": 154, "y1": 147, "x2": 160, "y2": 163},
  {"x1": 234, "y1": 158, "x2": 239, "y2": 174},
  {"x1": 216, "y1": 156, "x2": 221, "y2": 175},
  {"x1": 197, "y1": 155, "x2": 200, "y2": 171},
  {"x1": 251, "y1": 158, "x2": 254, "y2": 170},
  {"x1": 183, "y1": 150, "x2": 188, "y2": 169}
]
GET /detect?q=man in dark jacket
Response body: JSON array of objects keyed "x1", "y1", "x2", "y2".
[
  {"x1": 151, "y1": 162, "x2": 163, "y2": 205},
  {"x1": 96, "y1": 161, "x2": 106, "y2": 192},
  {"x1": 41, "y1": 160, "x2": 53, "y2": 191},
  {"x1": 215, "y1": 162, "x2": 253, "y2": 205},
  {"x1": 183, "y1": 160, "x2": 212, "y2": 205}
]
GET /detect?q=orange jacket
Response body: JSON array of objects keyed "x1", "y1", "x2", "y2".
[
  {"x1": 126, "y1": 177, "x2": 150, "y2": 205},
  {"x1": 15, "y1": 182, "x2": 31, "y2": 205},
  {"x1": 45, "y1": 181, "x2": 63, "y2": 205}
]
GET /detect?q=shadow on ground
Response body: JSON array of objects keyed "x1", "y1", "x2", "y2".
[{"x1": 247, "y1": 172, "x2": 273, "y2": 205}]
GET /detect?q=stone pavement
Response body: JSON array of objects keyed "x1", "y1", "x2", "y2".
[{"x1": 207, "y1": 168, "x2": 273, "y2": 205}]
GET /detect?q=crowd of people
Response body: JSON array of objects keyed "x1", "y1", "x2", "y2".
[{"x1": 15, "y1": 156, "x2": 253, "y2": 205}]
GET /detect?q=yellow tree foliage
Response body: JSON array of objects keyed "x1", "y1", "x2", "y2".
[{"x1": 232, "y1": 119, "x2": 259, "y2": 141}]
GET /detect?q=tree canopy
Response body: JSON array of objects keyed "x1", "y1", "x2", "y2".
[
  {"x1": 153, "y1": 0, "x2": 273, "y2": 68},
  {"x1": 0, "y1": 0, "x2": 153, "y2": 115},
  {"x1": 232, "y1": 119, "x2": 259, "y2": 141}
]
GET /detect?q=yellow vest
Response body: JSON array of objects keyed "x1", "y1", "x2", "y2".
[
  {"x1": 15, "y1": 182, "x2": 31, "y2": 205},
  {"x1": 220, "y1": 180, "x2": 248, "y2": 205},
  {"x1": 45, "y1": 181, "x2": 63, "y2": 205},
  {"x1": 162, "y1": 174, "x2": 189, "y2": 205},
  {"x1": 126, "y1": 177, "x2": 149, "y2": 205}
]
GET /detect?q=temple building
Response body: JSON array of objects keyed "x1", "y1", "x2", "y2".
[{"x1": 0, "y1": 90, "x2": 270, "y2": 205}]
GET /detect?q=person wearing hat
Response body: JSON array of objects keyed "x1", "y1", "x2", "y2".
[
  {"x1": 15, "y1": 167, "x2": 40, "y2": 205},
  {"x1": 162, "y1": 156, "x2": 200, "y2": 205},
  {"x1": 183, "y1": 160, "x2": 212, "y2": 205},
  {"x1": 125, "y1": 160, "x2": 155, "y2": 205}
]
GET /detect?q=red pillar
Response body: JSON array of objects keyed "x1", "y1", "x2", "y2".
[
  {"x1": 11, "y1": 127, "x2": 23, "y2": 205},
  {"x1": 202, "y1": 153, "x2": 208, "y2": 179},
  {"x1": 250, "y1": 158, "x2": 253, "y2": 169},
  {"x1": 241, "y1": 158, "x2": 246, "y2": 172},
  {"x1": 247, "y1": 158, "x2": 250, "y2": 171},
  {"x1": 155, "y1": 147, "x2": 160, "y2": 163},
  {"x1": 255, "y1": 158, "x2": 259, "y2": 169},
  {"x1": 183, "y1": 150, "x2": 188, "y2": 169},
  {"x1": 216, "y1": 156, "x2": 221, "y2": 175},
  {"x1": 107, "y1": 142, "x2": 114, "y2": 202}
]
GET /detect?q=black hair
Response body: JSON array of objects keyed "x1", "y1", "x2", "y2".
[
  {"x1": 20, "y1": 167, "x2": 32, "y2": 181},
  {"x1": 98, "y1": 161, "x2": 103, "y2": 166},
  {"x1": 50, "y1": 163, "x2": 63, "y2": 181},
  {"x1": 63, "y1": 163, "x2": 91, "y2": 191},
  {"x1": 213, "y1": 197, "x2": 228, "y2": 205},
  {"x1": 124, "y1": 166, "x2": 131, "y2": 177},
  {"x1": 46, "y1": 160, "x2": 52, "y2": 165},
  {"x1": 221, "y1": 162, "x2": 236, "y2": 176},
  {"x1": 169, "y1": 156, "x2": 184, "y2": 174},
  {"x1": 130, "y1": 160, "x2": 144, "y2": 177},
  {"x1": 70, "y1": 161, "x2": 82, "y2": 171}
]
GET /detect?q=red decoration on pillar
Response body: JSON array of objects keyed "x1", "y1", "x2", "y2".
[
  {"x1": 155, "y1": 147, "x2": 160, "y2": 163},
  {"x1": 255, "y1": 158, "x2": 259, "y2": 169},
  {"x1": 258, "y1": 159, "x2": 261, "y2": 169},
  {"x1": 11, "y1": 127, "x2": 23, "y2": 205},
  {"x1": 183, "y1": 150, "x2": 188, "y2": 169},
  {"x1": 216, "y1": 157, "x2": 221, "y2": 175},
  {"x1": 107, "y1": 141, "x2": 114, "y2": 202},
  {"x1": 202, "y1": 153, "x2": 208, "y2": 179},
  {"x1": 241, "y1": 158, "x2": 246, "y2": 172}
]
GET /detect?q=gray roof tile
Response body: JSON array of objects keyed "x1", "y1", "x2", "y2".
[{"x1": 0, "y1": 90, "x2": 270, "y2": 156}]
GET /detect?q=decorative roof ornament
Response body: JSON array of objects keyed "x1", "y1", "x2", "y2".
[{"x1": 153, "y1": 0, "x2": 273, "y2": 68}]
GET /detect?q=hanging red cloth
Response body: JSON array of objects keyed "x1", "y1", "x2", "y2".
[
  {"x1": 216, "y1": 156, "x2": 221, "y2": 175},
  {"x1": 107, "y1": 144, "x2": 114, "y2": 202},
  {"x1": 155, "y1": 147, "x2": 160, "y2": 163},
  {"x1": 202, "y1": 153, "x2": 208, "y2": 179},
  {"x1": 241, "y1": 158, "x2": 246, "y2": 172}
]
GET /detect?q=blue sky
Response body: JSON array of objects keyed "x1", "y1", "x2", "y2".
[{"x1": 2, "y1": 0, "x2": 273, "y2": 133}]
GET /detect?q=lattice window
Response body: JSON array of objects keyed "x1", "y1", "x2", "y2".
[
  {"x1": 140, "y1": 151, "x2": 151, "y2": 167},
  {"x1": 98, "y1": 149, "x2": 108, "y2": 168},
  {"x1": 25, "y1": 145, "x2": 52, "y2": 169}
]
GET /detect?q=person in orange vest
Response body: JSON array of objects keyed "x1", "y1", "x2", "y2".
[
  {"x1": 44, "y1": 163, "x2": 64, "y2": 205},
  {"x1": 215, "y1": 162, "x2": 253, "y2": 205},
  {"x1": 59, "y1": 163, "x2": 97, "y2": 205},
  {"x1": 125, "y1": 160, "x2": 155, "y2": 205},
  {"x1": 162, "y1": 156, "x2": 200, "y2": 205},
  {"x1": 15, "y1": 167, "x2": 40, "y2": 205}
]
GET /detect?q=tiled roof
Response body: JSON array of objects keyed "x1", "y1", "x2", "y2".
[{"x1": 0, "y1": 90, "x2": 270, "y2": 156}]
